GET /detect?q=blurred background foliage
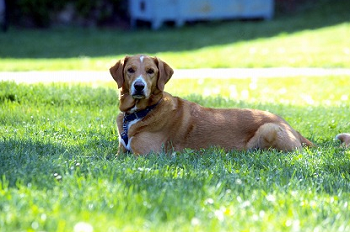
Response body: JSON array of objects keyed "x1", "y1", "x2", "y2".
[
  {"x1": 3, "y1": 0, "x2": 343, "y2": 29},
  {"x1": 6, "y1": 0, "x2": 128, "y2": 28}
]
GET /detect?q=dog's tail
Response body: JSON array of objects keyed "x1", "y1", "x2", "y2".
[
  {"x1": 298, "y1": 132, "x2": 314, "y2": 148},
  {"x1": 336, "y1": 133, "x2": 350, "y2": 148}
]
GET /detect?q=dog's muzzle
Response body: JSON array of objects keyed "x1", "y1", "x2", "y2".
[{"x1": 132, "y1": 80, "x2": 146, "y2": 99}]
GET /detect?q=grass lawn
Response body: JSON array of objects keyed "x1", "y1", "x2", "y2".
[
  {"x1": 1, "y1": 75, "x2": 350, "y2": 231},
  {"x1": 0, "y1": 0, "x2": 349, "y2": 71}
]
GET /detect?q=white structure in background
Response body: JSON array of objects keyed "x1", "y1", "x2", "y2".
[{"x1": 129, "y1": 0, "x2": 274, "y2": 29}]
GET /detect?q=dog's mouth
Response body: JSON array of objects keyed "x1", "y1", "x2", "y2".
[{"x1": 132, "y1": 94, "x2": 146, "y2": 99}]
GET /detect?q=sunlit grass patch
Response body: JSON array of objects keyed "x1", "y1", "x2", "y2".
[
  {"x1": 0, "y1": 22, "x2": 349, "y2": 71},
  {"x1": 167, "y1": 75, "x2": 350, "y2": 107}
]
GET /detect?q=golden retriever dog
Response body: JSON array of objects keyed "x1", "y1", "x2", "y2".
[{"x1": 110, "y1": 55, "x2": 348, "y2": 155}]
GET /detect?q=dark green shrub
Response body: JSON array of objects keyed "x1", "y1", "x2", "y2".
[
  {"x1": 16, "y1": 0, "x2": 65, "y2": 27},
  {"x1": 6, "y1": 0, "x2": 126, "y2": 28}
]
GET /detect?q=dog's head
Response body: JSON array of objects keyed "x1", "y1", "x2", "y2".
[{"x1": 110, "y1": 55, "x2": 174, "y2": 99}]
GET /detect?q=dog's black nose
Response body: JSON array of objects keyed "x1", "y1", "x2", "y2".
[{"x1": 134, "y1": 81, "x2": 145, "y2": 91}]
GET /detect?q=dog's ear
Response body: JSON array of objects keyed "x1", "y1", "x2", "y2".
[
  {"x1": 110, "y1": 57, "x2": 129, "y2": 89},
  {"x1": 155, "y1": 57, "x2": 174, "y2": 91}
]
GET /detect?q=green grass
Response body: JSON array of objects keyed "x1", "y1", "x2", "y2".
[
  {"x1": 1, "y1": 76, "x2": 350, "y2": 231},
  {"x1": 0, "y1": 0, "x2": 349, "y2": 71}
]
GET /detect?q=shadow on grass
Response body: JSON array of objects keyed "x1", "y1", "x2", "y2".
[
  {"x1": 0, "y1": 138, "x2": 117, "y2": 188},
  {"x1": 1, "y1": 135, "x2": 350, "y2": 196},
  {"x1": 0, "y1": 0, "x2": 348, "y2": 59}
]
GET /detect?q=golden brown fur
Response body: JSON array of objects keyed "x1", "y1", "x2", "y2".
[
  {"x1": 110, "y1": 55, "x2": 314, "y2": 155},
  {"x1": 336, "y1": 133, "x2": 350, "y2": 148}
]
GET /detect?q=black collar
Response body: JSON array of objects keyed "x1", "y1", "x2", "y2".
[
  {"x1": 121, "y1": 101, "x2": 161, "y2": 148},
  {"x1": 123, "y1": 102, "x2": 159, "y2": 122}
]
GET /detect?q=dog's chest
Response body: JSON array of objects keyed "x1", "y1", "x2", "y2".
[
  {"x1": 120, "y1": 118, "x2": 140, "y2": 151},
  {"x1": 118, "y1": 102, "x2": 161, "y2": 152}
]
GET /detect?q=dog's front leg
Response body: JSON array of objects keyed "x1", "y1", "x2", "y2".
[
  {"x1": 116, "y1": 136, "x2": 143, "y2": 155},
  {"x1": 128, "y1": 138, "x2": 143, "y2": 155},
  {"x1": 116, "y1": 141, "x2": 128, "y2": 156},
  {"x1": 129, "y1": 134, "x2": 167, "y2": 155}
]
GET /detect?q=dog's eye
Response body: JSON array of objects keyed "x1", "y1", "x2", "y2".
[
  {"x1": 127, "y1": 68, "x2": 135, "y2": 73},
  {"x1": 147, "y1": 69, "x2": 154, "y2": 74}
]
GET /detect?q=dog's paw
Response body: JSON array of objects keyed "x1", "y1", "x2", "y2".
[{"x1": 336, "y1": 133, "x2": 350, "y2": 148}]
